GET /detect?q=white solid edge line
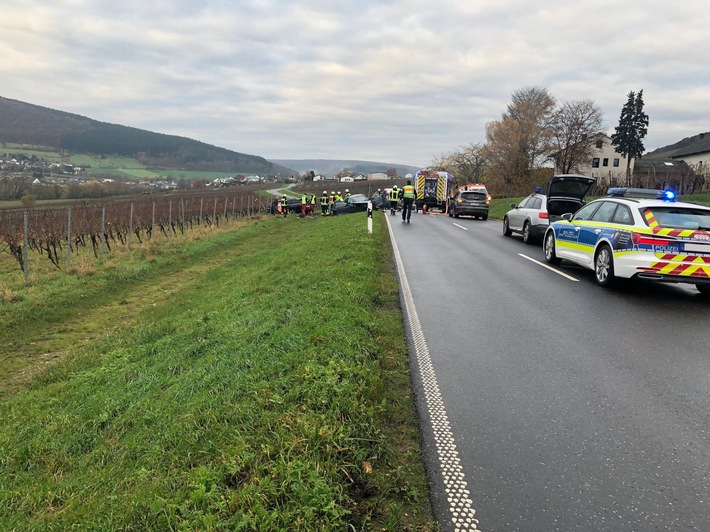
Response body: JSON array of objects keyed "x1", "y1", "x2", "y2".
[
  {"x1": 518, "y1": 253, "x2": 580, "y2": 282},
  {"x1": 385, "y1": 213, "x2": 479, "y2": 530},
  {"x1": 453, "y1": 223, "x2": 468, "y2": 231}
]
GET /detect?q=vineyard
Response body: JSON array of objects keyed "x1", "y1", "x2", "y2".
[{"x1": 0, "y1": 188, "x2": 274, "y2": 276}]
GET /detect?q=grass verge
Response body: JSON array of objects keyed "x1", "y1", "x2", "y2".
[{"x1": 0, "y1": 213, "x2": 437, "y2": 530}]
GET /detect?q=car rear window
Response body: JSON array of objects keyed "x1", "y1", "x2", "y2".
[
  {"x1": 643, "y1": 207, "x2": 710, "y2": 230},
  {"x1": 461, "y1": 192, "x2": 487, "y2": 201}
]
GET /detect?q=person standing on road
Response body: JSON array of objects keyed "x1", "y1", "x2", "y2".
[
  {"x1": 389, "y1": 185, "x2": 399, "y2": 215},
  {"x1": 280, "y1": 195, "x2": 288, "y2": 218},
  {"x1": 401, "y1": 180, "x2": 416, "y2": 223}
]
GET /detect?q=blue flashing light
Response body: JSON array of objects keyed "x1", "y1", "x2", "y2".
[{"x1": 662, "y1": 190, "x2": 676, "y2": 201}]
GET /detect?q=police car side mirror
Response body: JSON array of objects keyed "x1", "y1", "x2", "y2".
[
  {"x1": 510, "y1": 203, "x2": 517, "y2": 209},
  {"x1": 561, "y1": 213, "x2": 573, "y2": 221}
]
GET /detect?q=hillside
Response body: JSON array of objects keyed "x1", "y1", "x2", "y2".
[
  {"x1": 0, "y1": 96, "x2": 295, "y2": 176},
  {"x1": 272, "y1": 159, "x2": 420, "y2": 177}
]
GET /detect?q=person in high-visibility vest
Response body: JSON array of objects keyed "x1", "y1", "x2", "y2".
[
  {"x1": 401, "y1": 180, "x2": 416, "y2": 223},
  {"x1": 280, "y1": 195, "x2": 288, "y2": 217},
  {"x1": 300, "y1": 194, "x2": 308, "y2": 217},
  {"x1": 321, "y1": 190, "x2": 329, "y2": 216},
  {"x1": 309, "y1": 193, "x2": 317, "y2": 215},
  {"x1": 345, "y1": 189, "x2": 351, "y2": 201},
  {"x1": 329, "y1": 191, "x2": 336, "y2": 214},
  {"x1": 389, "y1": 185, "x2": 399, "y2": 215}
]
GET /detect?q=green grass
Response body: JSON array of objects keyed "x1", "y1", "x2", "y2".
[{"x1": 0, "y1": 214, "x2": 436, "y2": 530}]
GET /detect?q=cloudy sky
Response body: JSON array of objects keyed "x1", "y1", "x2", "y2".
[{"x1": 2, "y1": 0, "x2": 708, "y2": 168}]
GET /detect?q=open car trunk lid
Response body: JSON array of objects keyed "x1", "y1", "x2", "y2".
[{"x1": 547, "y1": 174, "x2": 596, "y2": 220}]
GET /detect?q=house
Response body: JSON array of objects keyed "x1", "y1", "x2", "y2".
[
  {"x1": 645, "y1": 132, "x2": 710, "y2": 180},
  {"x1": 631, "y1": 159, "x2": 696, "y2": 191},
  {"x1": 367, "y1": 172, "x2": 388, "y2": 181},
  {"x1": 560, "y1": 133, "x2": 631, "y2": 187}
]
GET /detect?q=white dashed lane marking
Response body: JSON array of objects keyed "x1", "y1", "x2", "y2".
[{"x1": 386, "y1": 215, "x2": 479, "y2": 531}]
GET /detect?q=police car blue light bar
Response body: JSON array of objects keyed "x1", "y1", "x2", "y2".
[{"x1": 606, "y1": 187, "x2": 676, "y2": 201}]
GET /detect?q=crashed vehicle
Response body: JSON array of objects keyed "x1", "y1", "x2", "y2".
[{"x1": 331, "y1": 193, "x2": 385, "y2": 215}]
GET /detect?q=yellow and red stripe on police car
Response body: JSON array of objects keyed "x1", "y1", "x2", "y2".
[{"x1": 642, "y1": 258, "x2": 710, "y2": 278}]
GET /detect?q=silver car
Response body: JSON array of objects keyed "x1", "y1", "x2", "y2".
[
  {"x1": 503, "y1": 174, "x2": 596, "y2": 244},
  {"x1": 503, "y1": 192, "x2": 549, "y2": 244}
]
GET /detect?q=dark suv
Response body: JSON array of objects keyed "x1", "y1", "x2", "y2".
[{"x1": 448, "y1": 185, "x2": 490, "y2": 220}]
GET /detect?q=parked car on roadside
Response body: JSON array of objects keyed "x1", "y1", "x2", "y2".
[
  {"x1": 543, "y1": 187, "x2": 710, "y2": 294},
  {"x1": 503, "y1": 174, "x2": 596, "y2": 244},
  {"x1": 448, "y1": 185, "x2": 490, "y2": 220}
]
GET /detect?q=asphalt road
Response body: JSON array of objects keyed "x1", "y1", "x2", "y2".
[{"x1": 385, "y1": 210, "x2": 710, "y2": 532}]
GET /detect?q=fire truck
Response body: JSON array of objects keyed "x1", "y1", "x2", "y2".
[{"x1": 413, "y1": 170, "x2": 453, "y2": 213}]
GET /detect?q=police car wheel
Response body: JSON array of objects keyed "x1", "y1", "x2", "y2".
[
  {"x1": 544, "y1": 232, "x2": 561, "y2": 265},
  {"x1": 594, "y1": 245, "x2": 615, "y2": 287},
  {"x1": 503, "y1": 217, "x2": 512, "y2": 236}
]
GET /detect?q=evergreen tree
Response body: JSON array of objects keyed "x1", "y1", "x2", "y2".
[{"x1": 611, "y1": 90, "x2": 649, "y2": 183}]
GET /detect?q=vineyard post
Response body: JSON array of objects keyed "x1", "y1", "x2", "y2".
[
  {"x1": 151, "y1": 201, "x2": 156, "y2": 238},
  {"x1": 213, "y1": 197, "x2": 217, "y2": 225},
  {"x1": 181, "y1": 198, "x2": 185, "y2": 232},
  {"x1": 128, "y1": 203, "x2": 134, "y2": 249},
  {"x1": 223, "y1": 196, "x2": 227, "y2": 219},
  {"x1": 200, "y1": 198, "x2": 204, "y2": 224},
  {"x1": 23, "y1": 211, "x2": 29, "y2": 282},
  {"x1": 232, "y1": 196, "x2": 236, "y2": 217},
  {"x1": 239, "y1": 196, "x2": 243, "y2": 217},
  {"x1": 100, "y1": 206, "x2": 106, "y2": 262},
  {"x1": 169, "y1": 201, "x2": 173, "y2": 238},
  {"x1": 66, "y1": 208, "x2": 72, "y2": 269}
]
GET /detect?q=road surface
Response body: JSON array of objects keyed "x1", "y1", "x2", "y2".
[{"x1": 386, "y1": 210, "x2": 710, "y2": 531}]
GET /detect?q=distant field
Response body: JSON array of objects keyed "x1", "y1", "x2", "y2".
[
  {"x1": 69, "y1": 153, "x2": 145, "y2": 170},
  {"x1": 1, "y1": 145, "x2": 250, "y2": 181},
  {"x1": 1, "y1": 144, "x2": 63, "y2": 162}
]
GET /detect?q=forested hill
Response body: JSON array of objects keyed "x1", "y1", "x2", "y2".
[{"x1": 0, "y1": 96, "x2": 294, "y2": 175}]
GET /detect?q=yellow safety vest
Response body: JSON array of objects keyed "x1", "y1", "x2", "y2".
[{"x1": 403, "y1": 185, "x2": 415, "y2": 199}]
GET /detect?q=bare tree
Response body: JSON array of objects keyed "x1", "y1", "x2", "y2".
[
  {"x1": 440, "y1": 143, "x2": 488, "y2": 187},
  {"x1": 550, "y1": 99, "x2": 605, "y2": 174},
  {"x1": 485, "y1": 87, "x2": 556, "y2": 193}
]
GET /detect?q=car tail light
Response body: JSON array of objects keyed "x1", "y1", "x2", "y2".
[
  {"x1": 631, "y1": 232, "x2": 672, "y2": 246},
  {"x1": 538, "y1": 211, "x2": 549, "y2": 219}
]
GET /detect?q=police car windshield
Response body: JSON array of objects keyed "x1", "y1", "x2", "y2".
[{"x1": 645, "y1": 207, "x2": 710, "y2": 230}]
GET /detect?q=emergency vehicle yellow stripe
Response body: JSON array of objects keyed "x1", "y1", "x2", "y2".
[
  {"x1": 437, "y1": 179, "x2": 445, "y2": 201},
  {"x1": 644, "y1": 209, "x2": 659, "y2": 229}
]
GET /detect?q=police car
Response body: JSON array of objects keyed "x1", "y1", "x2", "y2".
[{"x1": 543, "y1": 188, "x2": 710, "y2": 295}]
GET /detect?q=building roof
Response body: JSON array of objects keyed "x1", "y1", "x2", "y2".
[{"x1": 645, "y1": 132, "x2": 710, "y2": 159}]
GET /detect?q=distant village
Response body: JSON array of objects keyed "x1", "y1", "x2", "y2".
[{"x1": 0, "y1": 152, "x2": 399, "y2": 203}]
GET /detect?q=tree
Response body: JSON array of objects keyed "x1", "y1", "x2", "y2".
[
  {"x1": 436, "y1": 143, "x2": 488, "y2": 187},
  {"x1": 550, "y1": 99, "x2": 605, "y2": 174},
  {"x1": 611, "y1": 90, "x2": 649, "y2": 183},
  {"x1": 484, "y1": 87, "x2": 556, "y2": 194}
]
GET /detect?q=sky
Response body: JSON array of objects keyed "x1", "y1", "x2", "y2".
[{"x1": 2, "y1": 0, "x2": 709, "y2": 168}]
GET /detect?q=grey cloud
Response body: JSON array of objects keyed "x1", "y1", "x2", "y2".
[{"x1": 2, "y1": 0, "x2": 709, "y2": 167}]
